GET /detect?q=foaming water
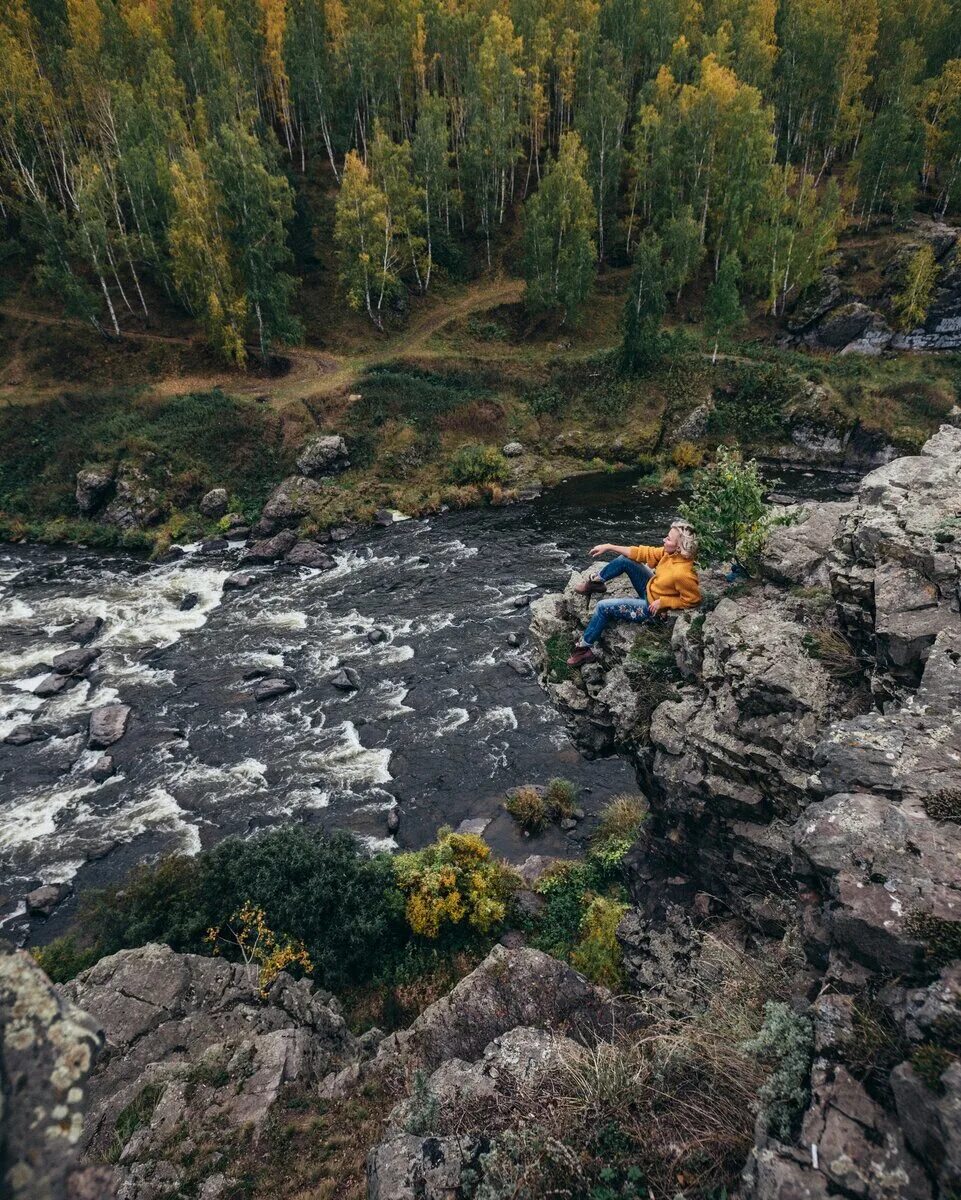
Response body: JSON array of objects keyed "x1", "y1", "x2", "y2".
[{"x1": 0, "y1": 465, "x2": 850, "y2": 934}]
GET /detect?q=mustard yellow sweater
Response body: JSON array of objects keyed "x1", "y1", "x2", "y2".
[{"x1": 627, "y1": 545, "x2": 702, "y2": 610}]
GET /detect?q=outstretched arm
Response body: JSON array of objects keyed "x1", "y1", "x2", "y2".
[{"x1": 589, "y1": 542, "x2": 636, "y2": 558}]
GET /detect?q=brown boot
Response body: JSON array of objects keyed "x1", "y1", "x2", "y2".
[
  {"x1": 566, "y1": 645, "x2": 599, "y2": 667},
  {"x1": 574, "y1": 577, "x2": 606, "y2": 596}
]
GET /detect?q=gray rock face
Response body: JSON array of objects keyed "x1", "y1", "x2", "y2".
[
  {"x1": 296, "y1": 434, "x2": 349, "y2": 478},
  {"x1": 51, "y1": 647, "x2": 101, "y2": 676},
  {"x1": 61, "y1": 944, "x2": 357, "y2": 1187},
  {"x1": 198, "y1": 488, "x2": 228, "y2": 519},
  {"x1": 88, "y1": 704, "x2": 131, "y2": 749},
  {"x1": 744, "y1": 1065, "x2": 932, "y2": 1200},
  {"x1": 222, "y1": 571, "x2": 258, "y2": 591},
  {"x1": 33, "y1": 673, "x2": 73, "y2": 698},
  {"x1": 829, "y1": 424, "x2": 961, "y2": 686},
  {"x1": 68, "y1": 617, "x2": 104, "y2": 645},
  {"x1": 101, "y1": 467, "x2": 165, "y2": 530},
  {"x1": 367, "y1": 1135, "x2": 487, "y2": 1200},
  {"x1": 258, "y1": 475, "x2": 324, "y2": 533},
  {"x1": 786, "y1": 271, "x2": 844, "y2": 333},
  {"x1": 252, "y1": 676, "x2": 296, "y2": 702},
  {"x1": 761, "y1": 502, "x2": 855, "y2": 588},
  {"x1": 0, "y1": 942, "x2": 109, "y2": 1200},
  {"x1": 76, "y1": 467, "x2": 114, "y2": 516}
]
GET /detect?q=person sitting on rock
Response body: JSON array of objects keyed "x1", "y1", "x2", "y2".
[{"x1": 566, "y1": 520, "x2": 701, "y2": 667}]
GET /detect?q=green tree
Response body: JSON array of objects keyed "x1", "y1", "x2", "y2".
[
  {"x1": 334, "y1": 148, "x2": 396, "y2": 330},
  {"x1": 661, "y1": 204, "x2": 704, "y2": 301},
  {"x1": 705, "y1": 252, "x2": 745, "y2": 360},
  {"x1": 575, "y1": 45, "x2": 627, "y2": 262},
  {"x1": 522, "y1": 131, "x2": 597, "y2": 325},
  {"x1": 210, "y1": 119, "x2": 301, "y2": 360},
  {"x1": 621, "y1": 229, "x2": 666, "y2": 372},
  {"x1": 893, "y1": 244, "x2": 939, "y2": 330}
]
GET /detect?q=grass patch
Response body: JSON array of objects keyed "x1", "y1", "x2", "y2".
[
  {"x1": 106, "y1": 1084, "x2": 163, "y2": 1164},
  {"x1": 505, "y1": 785, "x2": 547, "y2": 834},
  {"x1": 801, "y1": 625, "x2": 862, "y2": 678},
  {"x1": 0, "y1": 388, "x2": 293, "y2": 527},
  {"x1": 905, "y1": 911, "x2": 961, "y2": 966},
  {"x1": 545, "y1": 630, "x2": 575, "y2": 683}
]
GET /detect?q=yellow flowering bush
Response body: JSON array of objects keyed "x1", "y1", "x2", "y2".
[
  {"x1": 394, "y1": 828, "x2": 517, "y2": 940},
  {"x1": 206, "y1": 901, "x2": 313, "y2": 999}
]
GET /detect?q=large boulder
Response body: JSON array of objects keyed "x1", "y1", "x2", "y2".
[
  {"x1": 88, "y1": 704, "x2": 131, "y2": 749},
  {"x1": 101, "y1": 467, "x2": 165, "y2": 531},
  {"x1": 256, "y1": 475, "x2": 325, "y2": 534},
  {"x1": 744, "y1": 1065, "x2": 932, "y2": 1200},
  {"x1": 76, "y1": 467, "x2": 114, "y2": 516},
  {"x1": 241, "y1": 529, "x2": 298, "y2": 563},
  {"x1": 199, "y1": 488, "x2": 228, "y2": 519},
  {"x1": 0, "y1": 942, "x2": 111, "y2": 1200},
  {"x1": 296, "y1": 435, "x2": 349, "y2": 478},
  {"x1": 61, "y1": 944, "x2": 357, "y2": 1184}
]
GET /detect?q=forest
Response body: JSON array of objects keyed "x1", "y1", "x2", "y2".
[{"x1": 1, "y1": 0, "x2": 960, "y2": 365}]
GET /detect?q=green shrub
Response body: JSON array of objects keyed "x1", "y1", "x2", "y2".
[
  {"x1": 394, "y1": 828, "x2": 517, "y2": 941},
  {"x1": 447, "y1": 444, "x2": 510, "y2": 485},
  {"x1": 545, "y1": 631, "x2": 575, "y2": 682},
  {"x1": 528, "y1": 384, "x2": 565, "y2": 417},
  {"x1": 33, "y1": 829, "x2": 407, "y2": 993},
  {"x1": 505, "y1": 786, "x2": 548, "y2": 834},
  {"x1": 467, "y1": 316, "x2": 508, "y2": 342},
  {"x1": 570, "y1": 895, "x2": 628, "y2": 989},
  {"x1": 741, "y1": 1001, "x2": 814, "y2": 1139},
  {"x1": 680, "y1": 447, "x2": 771, "y2": 566},
  {"x1": 709, "y1": 362, "x2": 795, "y2": 439},
  {"x1": 354, "y1": 365, "x2": 484, "y2": 433}
]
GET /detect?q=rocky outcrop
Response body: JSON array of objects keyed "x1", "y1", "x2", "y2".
[
  {"x1": 254, "y1": 474, "x2": 324, "y2": 536},
  {"x1": 296, "y1": 434, "x2": 349, "y2": 477},
  {"x1": 60, "y1": 943, "x2": 357, "y2": 1196},
  {"x1": 0, "y1": 942, "x2": 111, "y2": 1200},
  {"x1": 533, "y1": 424, "x2": 961, "y2": 1200},
  {"x1": 101, "y1": 466, "x2": 165, "y2": 530},
  {"x1": 786, "y1": 221, "x2": 961, "y2": 353},
  {"x1": 76, "y1": 467, "x2": 115, "y2": 516}
]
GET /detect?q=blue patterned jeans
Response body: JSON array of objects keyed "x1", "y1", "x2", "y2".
[{"x1": 582, "y1": 557, "x2": 654, "y2": 645}]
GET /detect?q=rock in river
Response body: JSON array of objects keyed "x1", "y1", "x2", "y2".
[
  {"x1": 51, "y1": 647, "x2": 101, "y2": 676},
  {"x1": 25, "y1": 881, "x2": 72, "y2": 917},
  {"x1": 330, "y1": 667, "x2": 361, "y2": 691},
  {"x1": 88, "y1": 704, "x2": 131, "y2": 749},
  {"x1": 242, "y1": 529, "x2": 299, "y2": 563},
  {"x1": 33, "y1": 673, "x2": 73, "y2": 698},
  {"x1": 285, "y1": 541, "x2": 336, "y2": 569},
  {"x1": 253, "y1": 676, "x2": 297, "y2": 702},
  {"x1": 223, "y1": 570, "x2": 258, "y2": 590}
]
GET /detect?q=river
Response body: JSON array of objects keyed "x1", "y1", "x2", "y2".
[{"x1": 0, "y1": 466, "x2": 848, "y2": 940}]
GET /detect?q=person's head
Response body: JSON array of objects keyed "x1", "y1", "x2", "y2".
[{"x1": 664, "y1": 519, "x2": 698, "y2": 559}]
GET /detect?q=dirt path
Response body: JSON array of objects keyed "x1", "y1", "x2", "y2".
[{"x1": 0, "y1": 275, "x2": 525, "y2": 407}]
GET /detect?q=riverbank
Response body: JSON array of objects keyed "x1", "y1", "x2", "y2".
[{"x1": 2, "y1": 328, "x2": 958, "y2": 559}]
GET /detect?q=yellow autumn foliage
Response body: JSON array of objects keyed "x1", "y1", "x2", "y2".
[{"x1": 394, "y1": 828, "x2": 518, "y2": 940}]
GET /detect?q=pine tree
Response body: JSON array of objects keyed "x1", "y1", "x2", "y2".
[{"x1": 522, "y1": 130, "x2": 597, "y2": 325}]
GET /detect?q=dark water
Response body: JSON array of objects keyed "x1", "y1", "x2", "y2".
[{"x1": 0, "y1": 465, "x2": 848, "y2": 938}]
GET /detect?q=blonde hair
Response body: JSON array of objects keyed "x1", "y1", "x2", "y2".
[{"x1": 671, "y1": 519, "x2": 698, "y2": 560}]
